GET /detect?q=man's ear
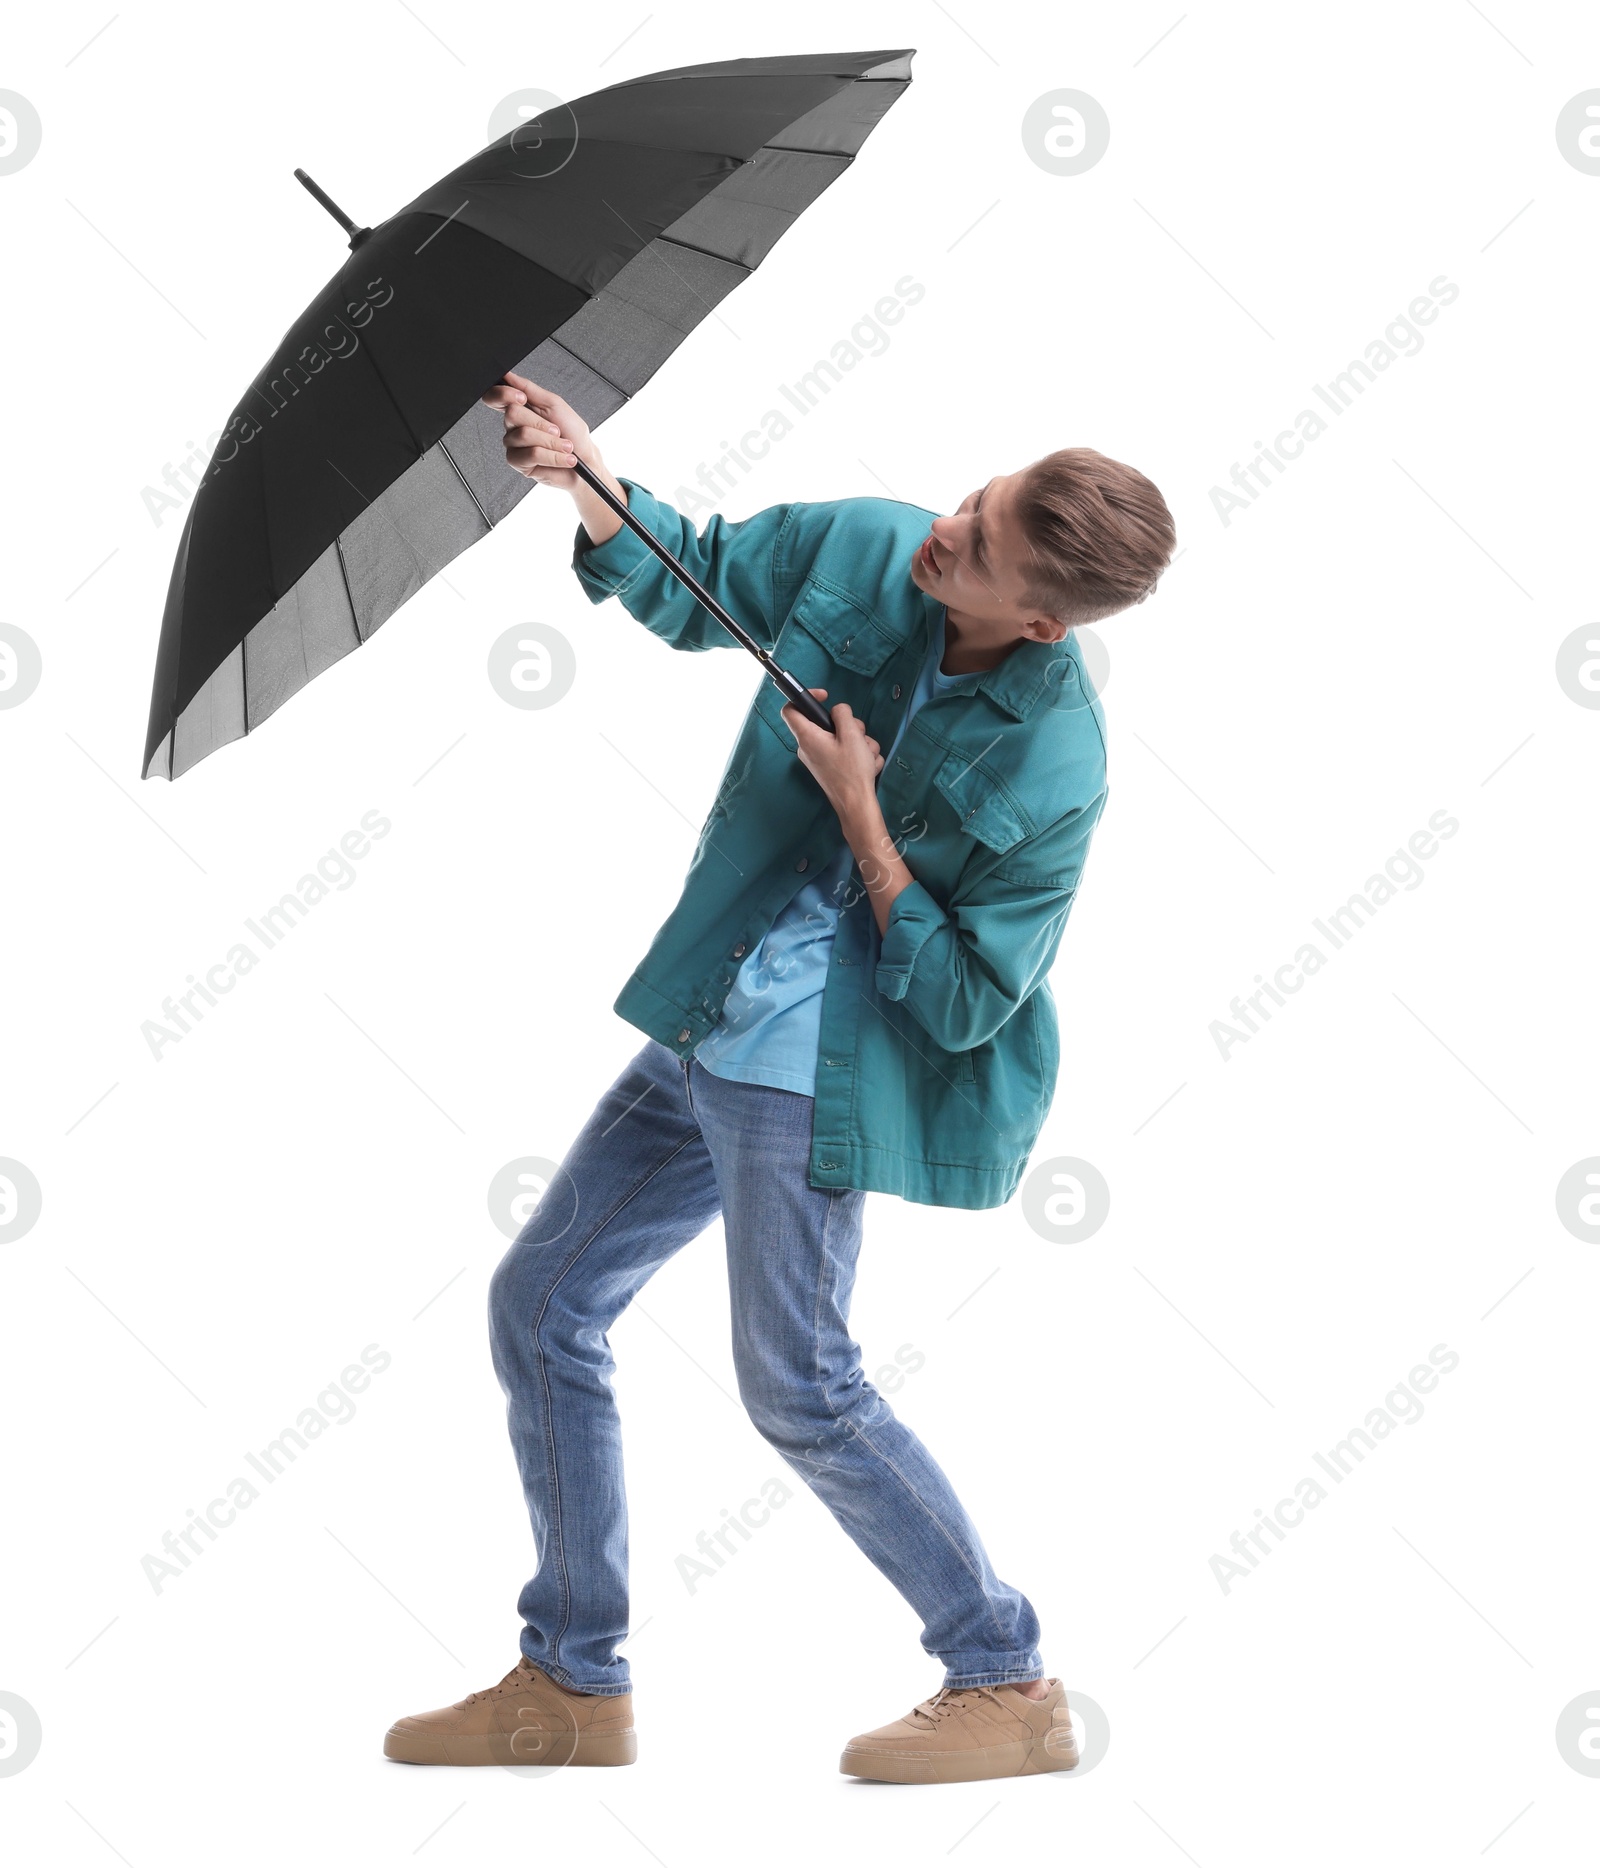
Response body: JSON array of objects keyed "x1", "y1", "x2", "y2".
[{"x1": 1020, "y1": 612, "x2": 1072, "y2": 645}]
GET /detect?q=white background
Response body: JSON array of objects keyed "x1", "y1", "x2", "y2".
[{"x1": 3, "y1": 1, "x2": 1598, "y2": 1861}]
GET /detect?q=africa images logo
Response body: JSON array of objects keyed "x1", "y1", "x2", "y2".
[
  {"x1": 1209, "y1": 811, "x2": 1458, "y2": 1060},
  {"x1": 141, "y1": 811, "x2": 391, "y2": 1060}
]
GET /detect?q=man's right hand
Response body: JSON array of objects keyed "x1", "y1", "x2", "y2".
[
  {"x1": 480, "y1": 374, "x2": 590, "y2": 491},
  {"x1": 480, "y1": 373, "x2": 629, "y2": 547}
]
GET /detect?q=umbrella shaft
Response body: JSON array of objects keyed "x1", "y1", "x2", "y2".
[{"x1": 570, "y1": 457, "x2": 834, "y2": 734}]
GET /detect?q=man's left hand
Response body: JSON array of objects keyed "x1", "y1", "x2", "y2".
[{"x1": 781, "y1": 689, "x2": 883, "y2": 825}]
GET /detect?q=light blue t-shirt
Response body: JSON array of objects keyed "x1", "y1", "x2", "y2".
[{"x1": 694, "y1": 619, "x2": 963, "y2": 1096}]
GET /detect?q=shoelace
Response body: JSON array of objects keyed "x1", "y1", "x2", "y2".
[
  {"x1": 461, "y1": 1661, "x2": 534, "y2": 1707},
  {"x1": 907, "y1": 1685, "x2": 1007, "y2": 1729}
]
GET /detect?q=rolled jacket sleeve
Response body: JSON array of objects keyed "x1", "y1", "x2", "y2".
[
  {"x1": 572, "y1": 477, "x2": 794, "y2": 655},
  {"x1": 873, "y1": 799, "x2": 1103, "y2": 1053}
]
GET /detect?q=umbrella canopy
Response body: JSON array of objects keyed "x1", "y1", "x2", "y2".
[{"x1": 143, "y1": 48, "x2": 915, "y2": 780}]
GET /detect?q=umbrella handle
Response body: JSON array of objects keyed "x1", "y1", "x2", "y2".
[{"x1": 569, "y1": 456, "x2": 836, "y2": 735}]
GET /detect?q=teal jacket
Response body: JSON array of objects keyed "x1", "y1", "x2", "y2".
[{"x1": 572, "y1": 478, "x2": 1107, "y2": 1210}]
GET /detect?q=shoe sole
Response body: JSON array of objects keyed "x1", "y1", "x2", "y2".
[
  {"x1": 839, "y1": 1731, "x2": 1079, "y2": 1784},
  {"x1": 384, "y1": 1726, "x2": 637, "y2": 1767}
]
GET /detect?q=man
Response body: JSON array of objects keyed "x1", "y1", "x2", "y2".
[{"x1": 385, "y1": 373, "x2": 1175, "y2": 1783}]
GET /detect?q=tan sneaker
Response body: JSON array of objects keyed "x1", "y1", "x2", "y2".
[
  {"x1": 840, "y1": 1678, "x2": 1079, "y2": 1783},
  {"x1": 384, "y1": 1657, "x2": 636, "y2": 1767}
]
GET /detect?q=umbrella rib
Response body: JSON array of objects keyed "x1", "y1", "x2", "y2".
[
  {"x1": 545, "y1": 334, "x2": 633, "y2": 406},
  {"x1": 326, "y1": 457, "x2": 428, "y2": 605},
  {"x1": 333, "y1": 534, "x2": 362, "y2": 646},
  {"x1": 655, "y1": 234, "x2": 754, "y2": 273},
  {"x1": 599, "y1": 199, "x2": 746, "y2": 334},
  {"x1": 763, "y1": 144, "x2": 856, "y2": 160},
  {"x1": 436, "y1": 437, "x2": 493, "y2": 531}
]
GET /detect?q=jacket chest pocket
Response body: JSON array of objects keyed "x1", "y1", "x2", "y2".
[
  {"x1": 932, "y1": 750, "x2": 1032, "y2": 857},
  {"x1": 870, "y1": 742, "x2": 1024, "y2": 904},
  {"x1": 755, "y1": 579, "x2": 901, "y2": 735},
  {"x1": 790, "y1": 579, "x2": 902, "y2": 676}
]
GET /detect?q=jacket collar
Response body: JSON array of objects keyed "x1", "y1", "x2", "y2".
[{"x1": 931, "y1": 604, "x2": 1073, "y2": 722}]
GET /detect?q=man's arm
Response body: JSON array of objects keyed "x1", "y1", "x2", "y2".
[
  {"x1": 782, "y1": 687, "x2": 1103, "y2": 1053},
  {"x1": 780, "y1": 688, "x2": 906, "y2": 934},
  {"x1": 866, "y1": 829, "x2": 1095, "y2": 1054},
  {"x1": 483, "y1": 372, "x2": 794, "y2": 655}
]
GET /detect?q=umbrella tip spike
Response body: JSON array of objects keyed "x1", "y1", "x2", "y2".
[{"x1": 293, "y1": 167, "x2": 373, "y2": 249}]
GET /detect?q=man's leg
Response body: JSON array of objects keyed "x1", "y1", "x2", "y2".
[
  {"x1": 488, "y1": 1041, "x2": 721, "y2": 1695},
  {"x1": 687, "y1": 1060, "x2": 1043, "y2": 1688}
]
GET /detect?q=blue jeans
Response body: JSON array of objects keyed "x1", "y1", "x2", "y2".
[{"x1": 488, "y1": 1040, "x2": 1043, "y2": 1694}]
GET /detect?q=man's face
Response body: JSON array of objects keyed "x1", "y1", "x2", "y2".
[{"x1": 909, "y1": 471, "x2": 1069, "y2": 657}]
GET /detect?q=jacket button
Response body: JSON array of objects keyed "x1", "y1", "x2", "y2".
[
  {"x1": 795, "y1": 857, "x2": 809, "y2": 872},
  {"x1": 733, "y1": 943, "x2": 746, "y2": 958},
  {"x1": 677, "y1": 1028, "x2": 691, "y2": 1043},
  {"x1": 892, "y1": 683, "x2": 902, "y2": 699},
  {"x1": 842, "y1": 637, "x2": 852, "y2": 649}
]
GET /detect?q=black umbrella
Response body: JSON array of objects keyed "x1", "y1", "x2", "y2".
[{"x1": 143, "y1": 48, "x2": 915, "y2": 779}]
